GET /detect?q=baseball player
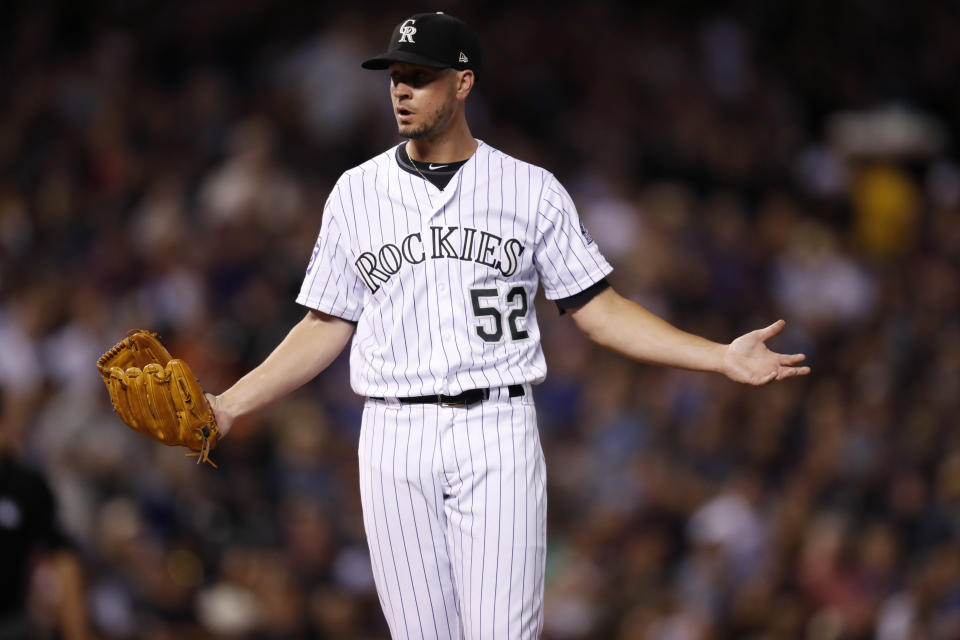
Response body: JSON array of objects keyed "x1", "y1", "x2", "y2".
[{"x1": 207, "y1": 12, "x2": 810, "y2": 639}]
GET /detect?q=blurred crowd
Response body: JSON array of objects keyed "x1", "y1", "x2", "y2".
[{"x1": 1, "y1": 1, "x2": 960, "y2": 639}]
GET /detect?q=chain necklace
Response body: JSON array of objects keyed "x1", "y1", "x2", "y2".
[
  {"x1": 410, "y1": 157, "x2": 431, "y2": 183},
  {"x1": 407, "y1": 146, "x2": 436, "y2": 206}
]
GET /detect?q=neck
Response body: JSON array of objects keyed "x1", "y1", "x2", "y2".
[{"x1": 405, "y1": 119, "x2": 477, "y2": 164}]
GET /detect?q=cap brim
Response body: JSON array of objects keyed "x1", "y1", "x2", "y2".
[{"x1": 361, "y1": 50, "x2": 451, "y2": 70}]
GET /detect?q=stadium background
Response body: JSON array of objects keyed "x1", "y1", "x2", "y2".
[{"x1": 2, "y1": 1, "x2": 959, "y2": 638}]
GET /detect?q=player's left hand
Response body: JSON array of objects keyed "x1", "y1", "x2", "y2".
[{"x1": 721, "y1": 319, "x2": 810, "y2": 385}]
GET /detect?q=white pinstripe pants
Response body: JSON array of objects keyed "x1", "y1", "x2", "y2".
[{"x1": 358, "y1": 386, "x2": 547, "y2": 639}]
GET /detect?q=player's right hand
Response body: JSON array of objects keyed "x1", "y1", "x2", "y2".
[{"x1": 206, "y1": 393, "x2": 235, "y2": 439}]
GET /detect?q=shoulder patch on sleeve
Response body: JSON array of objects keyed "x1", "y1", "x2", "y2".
[
  {"x1": 305, "y1": 239, "x2": 321, "y2": 275},
  {"x1": 579, "y1": 218, "x2": 594, "y2": 244}
]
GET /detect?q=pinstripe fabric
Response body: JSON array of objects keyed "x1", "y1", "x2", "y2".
[
  {"x1": 359, "y1": 389, "x2": 545, "y2": 639},
  {"x1": 296, "y1": 141, "x2": 612, "y2": 397}
]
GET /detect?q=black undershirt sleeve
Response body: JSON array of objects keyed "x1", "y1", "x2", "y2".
[{"x1": 554, "y1": 278, "x2": 610, "y2": 314}]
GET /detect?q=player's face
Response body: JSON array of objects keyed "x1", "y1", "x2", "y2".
[{"x1": 389, "y1": 63, "x2": 459, "y2": 140}]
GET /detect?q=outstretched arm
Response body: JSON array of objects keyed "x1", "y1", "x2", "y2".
[
  {"x1": 208, "y1": 309, "x2": 355, "y2": 436},
  {"x1": 570, "y1": 288, "x2": 810, "y2": 385}
]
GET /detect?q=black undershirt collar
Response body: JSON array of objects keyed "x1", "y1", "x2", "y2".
[{"x1": 395, "y1": 144, "x2": 469, "y2": 190}]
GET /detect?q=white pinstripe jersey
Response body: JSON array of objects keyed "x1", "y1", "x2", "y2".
[{"x1": 297, "y1": 140, "x2": 612, "y2": 397}]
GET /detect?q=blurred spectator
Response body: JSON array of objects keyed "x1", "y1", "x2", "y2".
[
  {"x1": 0, "y1": 392, "x2": 90, "y2": 639},
  {"x1": 772, "y1": 220, "x2": 878, "y2": 329},
  {"x1": 199, "y1": 116, "x2": 303, "y2": 231}
]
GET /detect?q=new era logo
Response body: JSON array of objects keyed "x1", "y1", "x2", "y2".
[{"x1": 459, "y1": 52, "x2": 468, "y2": 63}]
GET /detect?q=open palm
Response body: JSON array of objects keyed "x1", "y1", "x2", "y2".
[{"x1": 722, "y1": 319, "x2": 810, "y2": 385}]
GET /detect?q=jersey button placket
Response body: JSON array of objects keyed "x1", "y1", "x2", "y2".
[
  {"x1": 432, "y1": 269, "x2": 456, "y2": 394},
  {"x1": 434, "y1": 288, "x2": 455, "y2": 394},
  {"x1": 426, "y1": 191, "x2": 461, "y2": 395}
]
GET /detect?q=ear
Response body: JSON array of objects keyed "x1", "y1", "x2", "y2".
[{"x1": 455, "y1": 70, "x2": 475, "y2": 100}]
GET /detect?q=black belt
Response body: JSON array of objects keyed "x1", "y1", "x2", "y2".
[{"x1": 371, "y1": 385, "x2": 525, "y2": 407}]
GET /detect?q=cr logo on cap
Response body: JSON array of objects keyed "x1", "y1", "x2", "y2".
[{"x1": 399, "y1": 19, "x2": 417, "y2": 43}]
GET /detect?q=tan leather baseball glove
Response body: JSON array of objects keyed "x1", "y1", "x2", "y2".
[{"x1": 97, "y1": 330, "x2": 220, "y2": 468}]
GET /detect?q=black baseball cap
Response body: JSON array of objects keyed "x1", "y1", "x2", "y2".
[{"x1": 361, "y1": 12, "x2": 482, "y2": 77}]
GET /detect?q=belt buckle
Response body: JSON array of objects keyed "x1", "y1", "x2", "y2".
[{"x1": 439, "y1": 388, "x2": 487, "y2": 408}]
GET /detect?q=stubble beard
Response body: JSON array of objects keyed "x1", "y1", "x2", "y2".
[
  {"x1": 398, "y1": 121, "x2": 433, "y2": 140},
  {"x1": 398, "y1": 97, "x2": 456, "y2": 141}
]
